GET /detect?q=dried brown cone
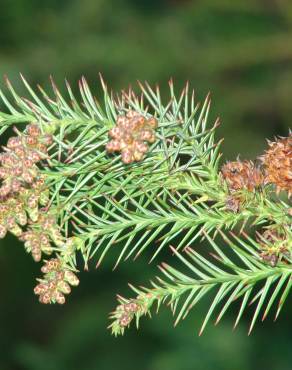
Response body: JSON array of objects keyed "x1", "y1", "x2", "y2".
[
  {"x1": 260, "y1": 134, "x2": 292, "y2": 196},
  {"x1": 34, "y1": 258, "x2": 79, "y2": 304},
  {"x1": 106, "y1": 110, "x2": 158, "y2": 164},
  {"x1": 221, "y1": 160, "x2": 264, "y2": 192}
]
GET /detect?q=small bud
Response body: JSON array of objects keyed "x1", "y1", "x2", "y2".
[
  {"x1": 147, "y1": 117, "x2": 158, "y2": 129},
  {"x1": 58, "y1": 281, "x2": 71, "y2": 294},
  {"x1": 28, "y1": 207, "x2": 39, "y2": 222},
  {"x1": 7, "y1": 136, "x2": 22, "y2": 149},
  {"x1": 11, "y1": 178, "x2": 21, "y2": 193},
  {"x1": 121, "y1": 149, "x2": 134, "y2": 164},
  {"x1": 22, "y1": 171, "x2": 34, "y2": 184},
  {"x1": 133, "y1": 151, "x2": 144, "y2": 161},
  {"x1": 33, "y1": 176, "x2": 45, "y2": 189},
  {"x1": 134, "y1": 141, "x2": 148, "y2": 154},
  {"x1": 106, "y1": 141, "x2": 120, "y2": 153},
  {"x1": 23, "y1": 158, "x2": 34, "y2": 168},
  {"x1": 0, "y1": 183, "x2": 11, "y2": 197},
  {"x1": 64, "y1": 270, "x2": 79, "y2": 286},
  {"x1": 14, "y1": 146, "x2": 26, "y2": 158},
  {"x1": 42, "y1": 134, "x2": 53, "y2": 146},
  {"x1": 0, "y1": 204, "x2": 9, "y2": 213},
  {"x1": 27, "y1": 124, "x2": 41, "y2": 137},
  {"x1": 123, "y1": 133, "x2": 134, "y2": 145},
  {"x1": 9, "y1": 224, "x2": 23, "y2": 237},
  {"x1": 124, "y1": 301, "x2": 138, "y2": 313},
  {"x1": 126, "y1": 110, "x2": 136, "y2": 119},
  {"x1": 27, "y1": 151, "x2": 41, "y2": 163},
  {"x1": 13, "y1": 166, "x2": 23, "y2": 176},
  {"x1": 32, "y1": 250, "x2": 42, "y2": 262},
  {"x1": 34, "y1": 283, "x2": 48, "y2": 295},
  {"x1": 1, "y1": 153, "x2": 16, "y2": 167},
  {"x1": 132, "y1": 115, "x2": 145, "y2": 129},
  {"x1": 119, "y1": 314, "x2": 132, "y2": 327},
  {"x1": 40, "y1": 233, "x2": 50, "y2": 246},
  {"x1": 37, "y1": 144, "x2": 47, "y2": 153},
  {"x1": 39, "y1": 292, "x2": 51, "y2": 304},
  {"x1": 25, "y1": 136, "x2": 38, "y2": 146},
  {"x1": 39, "y1": 191, "x2": 49, "y2": 206},
  {"x1": 15, "y1": 211, "x2": 27, "y2": 226},
  {"x1": 54, "y1": 291, "x2": 66, "y2": 304},
  {"x1": 46, "y1": 258, "x2": 60, "y2": 271},
  {"x1": 139, "y1": 129, "x2": 153, "y2": 141},
  {"x1": 27, "y1": 194, "x2": 39, "y2": 209},
  {"x1": 109, "y1": 127, "x2": 122, "y2": 140},
  {"x1": 6, "y1": 215, "x2": 16, "y2": 229},
  {"x1": 0, "y1": 167, "x2": 7, "y2": 178},
  {"x1": 116, "y1": 115, "x2": 127, "y2": 125}
]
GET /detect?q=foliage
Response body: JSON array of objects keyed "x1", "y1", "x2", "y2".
[{"x1": 0, "y1": 75, "x2": 291, "y2": 336}]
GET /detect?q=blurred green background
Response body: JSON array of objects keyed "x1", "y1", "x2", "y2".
[{"x1": 0, "y1": 1, "x2": 291, "y2": 369}]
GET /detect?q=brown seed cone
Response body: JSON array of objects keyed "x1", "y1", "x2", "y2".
[
  {"x1": 221, "y1": 160, "x2": 264, "y2": 192},
  {"x1": 260, "y1": 134, "x2": 292, "y2": 196}
]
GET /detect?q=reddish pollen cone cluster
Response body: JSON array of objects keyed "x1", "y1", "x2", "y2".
[
  {"x1": 260, "y1": 134, "x2": 292, "y2": 196},
  {"x1": 0, "y1": 123, "x2": 53, "y2": 252},
  {"x1": 221, "y1": 160, "x2": 263, "y2": 192},
  {"x1": 34, "y1": 258, "x2": 79, "y2": 304},
  {"x1": 0, "y1": 123, "x2": 52, "y2": 197},
  {"x1": 106, "y1": 110, "x2": 158, "y2": 164},
  {"x1": 113, "y1": 300, "x2": 140, "y2": 328}
]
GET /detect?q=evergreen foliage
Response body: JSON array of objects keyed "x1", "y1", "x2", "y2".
[{"x1": 0, "y1": 76, "x2": 291, "y2": 335}]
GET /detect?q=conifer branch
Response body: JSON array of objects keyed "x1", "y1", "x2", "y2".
[
  {"x1": 0, "y1": 76, "x2": 290, "y2": 333},
  {"x1": 109, "y1": 232, "x2": 292, "y2": 336}
]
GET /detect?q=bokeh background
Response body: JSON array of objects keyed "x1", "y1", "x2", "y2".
[{"x1": 0, "y1": 1, "x2": 291, "y2": 369}]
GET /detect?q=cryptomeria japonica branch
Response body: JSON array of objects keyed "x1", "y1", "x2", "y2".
[{"x1": 0, "y1": 75, "x2": 291, "y2": 336}]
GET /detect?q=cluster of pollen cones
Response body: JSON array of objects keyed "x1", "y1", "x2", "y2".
[
  {"x1": 106, "y1": 110, "x2": 158, "y2": 164},
  {"x1": 34, "y1": 258, "x2": 79, "y2": 304},
  {"x1": 0, "y1": 122, "x2": 79, "y2": 304}
]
